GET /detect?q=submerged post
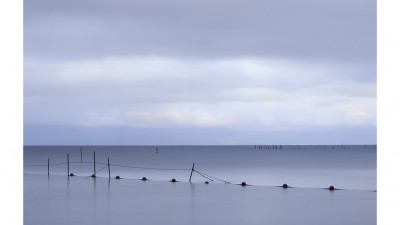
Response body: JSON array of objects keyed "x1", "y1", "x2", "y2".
[
  {"x1": 67, "y1": 154, "x2": 69, "y2": 176},
  {"x1": 93, "y1": 151, "x2": 96, "y2": 176},
  {"x1": 48, "y1": 158, "x2": 50, "y2": 176},
  {"x1": 189, "y1": 163, "x2": 195, "y2": 183},
  {"x1": 108, "y1": 158, "x2": 110, "y2": 179}
]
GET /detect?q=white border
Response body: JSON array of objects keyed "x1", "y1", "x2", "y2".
[
  {"x1": 378, "y1": 0, "x2": 400, "y2": 225},
  {"x1": 0, "y1": 0, "x2": 23, "y2": 224},
  {"x1": 1, "y1": 0, "x2": 397, "y2": 224}
]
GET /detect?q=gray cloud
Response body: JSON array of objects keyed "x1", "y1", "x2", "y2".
[{"x1": 24, "y1": 0, "x2": 376, "y2": 63}]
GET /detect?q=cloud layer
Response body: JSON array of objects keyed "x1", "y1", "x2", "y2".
[
  {"x1": 23, "y1": 0, "x2": 376, "y2": 144},
  {"x1": 24, "y1": 56, "x2": 376, "y2": 128}
]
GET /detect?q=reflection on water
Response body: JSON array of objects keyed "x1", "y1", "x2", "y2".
[
  {"x1": 24, "y1": 173, "x2": 376, "y2": 225},
  {"x1": 92, "y1": 177, "x2": 96, "y2": 225}
]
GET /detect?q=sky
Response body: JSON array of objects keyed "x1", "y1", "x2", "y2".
[{"x1": 23, "y1": 0, "x2": 377, "y2": 145}]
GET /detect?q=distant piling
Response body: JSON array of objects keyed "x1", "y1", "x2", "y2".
[
  {"x1": 93, "y1": 151, "x2": 96, "y2": 177},
  {"x1": 80, "y1": 147, "x2": 82, "y2": 163},
  {"x1": 47, "y1": 158, "x2": 50, "y2": 176},
  {"x1": 189, "y1": 163, "x2": 195, "y2": 183},
  {"x1": 108, "y1": 158, "x2": 110, "y2": 179},
  {"x1": 67, "y1": 154, "x2": 69, "y2": 176}
]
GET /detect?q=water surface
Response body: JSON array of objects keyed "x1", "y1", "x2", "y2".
[{"x1": 24, "y1": 145, "x2": 376, "y2": 225}]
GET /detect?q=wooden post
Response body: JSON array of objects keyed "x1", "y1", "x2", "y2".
[
  {"x1": 93, "y1": 151, "x2": 96, "y2": 176},
  {"x1": 80, "y1": 147, "x2": 82, "y2": 163},
  {"x1": 108, "y1": 158, "x2": 110, "y2": 179},
  {"x1": 189, "y1": 163, "x2": 195, "y2": 183},
  {"x1": 67, "y1": 154, "x2": 69, "y2": 175},
  {"x1": 48, "y1": 158, "x2": 50, "y2": 176}
]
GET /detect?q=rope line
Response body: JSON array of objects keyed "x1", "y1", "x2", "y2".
[
  {"x1": 95, "y1": 165, "x2": 108, "y2": 174},
  {"x1": 194, "y1": 170, "x2": 214, "y2": 181},
  {"x1": 109, "y1": 163, "x2": 191, "y2": 171},
  {"x1": 24, "y1": 164, "x2": 48, "y2": 167},
  {"x1": 51, "y1": 162, "x2": 68, "y2": 166},
  {"x1": 24, "y1": 162, "x2": 108, "y2": 166},
  {"x1": 70, "y1": 161, "x2": 107, "y2": 165},
  {"x1": 25, "y1": 162, "x2": 188, "y2": 171},
  {"x1": 24, "y1": 162, "x2": 67, "y2": 166},
  {"x1": 194, "y1": 170, "x2": 231, "y2": 184}
]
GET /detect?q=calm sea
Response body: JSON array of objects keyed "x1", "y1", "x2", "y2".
[{"x1": 24, "y1": 145, "x2": 377, "y2": 225}]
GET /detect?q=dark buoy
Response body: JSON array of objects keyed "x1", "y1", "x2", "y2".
[
  {"x1": 69, "y1": 173, "x2": 74, "y2": 176},
  {"x1": 329, "y1": 185, "x2": 335, "y2": 191},
  {"x1": 142, "y1": 177, "x2": 147, "y2": 181},
  {"x1": 282, "y1": 184, "x2": 288, "y2": 188},
  {"x1": 171, "y1": 178, "x2": 176, "y2": 183},
  {"x1": 241, "y1": 181, "x2": 247, "y2": 186},
  {"x1": 205, "y1": 181, "x2": 209, "y2": 184},
  {"x1": 116, "y1": 175, "x2": 120, "y2": 179},
  {"x1": 91, "y1": 174, "x2": 96, "y2": 178}
]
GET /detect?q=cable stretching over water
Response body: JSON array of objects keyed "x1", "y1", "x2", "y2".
[
  {"x1": 109, "y1": 163, "x2": 191, "y2": 171},
  {"x1": 194, "y1": 170, "x2": 231, "y2": 184},
  {"x1": 25, "y1": 161, "x2": 108, "y2": 166},
  {"x1": 95, "y1": 165, "x2": 108, "y2": 173},
  {"x1": 24, "y1": 162, "x2": 67, "y2": 166},
  {"x1": 194, "y1": 170, "x2": 214, "y2": 181}
]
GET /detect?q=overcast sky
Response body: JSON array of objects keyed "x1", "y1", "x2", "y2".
[{"x1": 24, "y1": 0, "x2": 376, "y2": 145}]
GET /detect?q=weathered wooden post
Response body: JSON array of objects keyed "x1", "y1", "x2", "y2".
[
  {"x1": 189, "y1": 163, "x2": 195, "y2": 183},
  {"x1": 93, "y1": 151, "x2": 96, "y2": 177},
  {"x1": 67, "y1": 154, "x2": 69, "y2": 176},
  {"x1": 48, "y1": 158, "x2": 50, "y2": 176},
  {"x1": 108, "y1": 158, "x2": 110, "y2": 179},
  {"x1": 80, "y1": 147, "x2": 82, "y2": 163}
]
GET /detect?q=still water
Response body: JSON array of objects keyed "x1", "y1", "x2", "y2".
[{"x1": 24, "y1": 145, "x2": 376, "y2": 225}]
